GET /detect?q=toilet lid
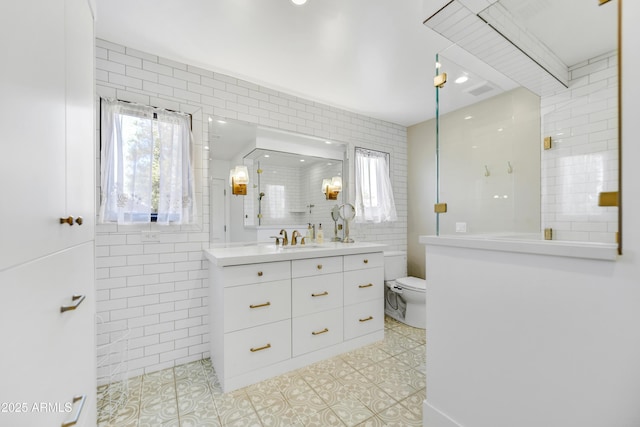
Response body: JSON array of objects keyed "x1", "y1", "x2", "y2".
[{"x1": 395, "y1": 276, "x2": 426, "y2": 292}]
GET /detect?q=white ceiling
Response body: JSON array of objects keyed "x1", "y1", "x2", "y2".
[
  {"x1": 95, "y1": 0, "x2": 451, "y2": 127},
  {"x1": 95, "y1": 0, "x2": 617, "y2": 128}
]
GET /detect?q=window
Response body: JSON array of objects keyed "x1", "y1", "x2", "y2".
[
  {"x1": 354, "y1": 147, "x2": 397, "y2": 223},
  {"x1": 99, "y1": 99, "x2": 196, "y2": 224}
]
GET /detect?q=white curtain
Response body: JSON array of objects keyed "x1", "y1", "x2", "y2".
[
  {"x1": 99, "y1": 99, "x2": 196, "y2": 224},
  {"x1": 354, "y1": 148, "x2": 397, "y2": 223}
]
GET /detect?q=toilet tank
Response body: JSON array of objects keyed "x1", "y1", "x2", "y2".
[{"x1": 384, "y1": 251, "x2": 407, "y2": 281}]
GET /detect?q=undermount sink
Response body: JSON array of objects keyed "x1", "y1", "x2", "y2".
[{"x1": 280, "y1": 244, "x2": 320, "y2": 250}]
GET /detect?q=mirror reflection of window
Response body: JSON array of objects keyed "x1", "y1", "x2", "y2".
[{"x1": 266, "y1": 184, "x2": 286, "y2": 219}]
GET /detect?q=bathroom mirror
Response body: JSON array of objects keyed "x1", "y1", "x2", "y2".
[
  {"x1": 426, "y1": 0, "x2": 620, "y2": 249},
  {"x1": 242, "y1": 148, "x2": 344, "y2": 228}
]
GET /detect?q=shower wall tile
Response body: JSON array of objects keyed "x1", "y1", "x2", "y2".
[
  {"x1": 541, "y1": 51, "x2": 618, "y2": 244},
  {"x1": 95, "y1": 38, "x2": 407, "y2": 381}
]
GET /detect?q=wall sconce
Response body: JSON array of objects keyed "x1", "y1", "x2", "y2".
[
  {"x1": 229, "y1": 165, "x2": 249, "y2": 195},
  {"x1": 322, "y1": 176, "x2": 342, "y2": 200}
]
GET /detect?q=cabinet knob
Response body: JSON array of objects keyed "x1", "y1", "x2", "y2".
[
  {"x1": 257, "y1": 271, "x2": 263, "y2": 277},
  {"x1": 75, "y1": 216, "x2": 84, "y2": 226},
  {"x1": 317, "y1": 264, "x2": 323, "y2": 270},
  {"x1": 363, "y1": 259, "x2": 369, "y2": 264},
  {"x1": 60, "y1": 216, "x2": 74, "y2": 226}
]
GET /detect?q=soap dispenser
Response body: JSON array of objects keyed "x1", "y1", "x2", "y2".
[
  {"x1": 316, "y1": 224, "x2": 324, "y2": 244},
  {"x1": 306, "y1": 223, "x2": 312, "y2": 241}
]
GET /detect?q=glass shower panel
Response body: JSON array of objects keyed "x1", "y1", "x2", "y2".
[
  {"x1": 435, "y1": 52, "x2": 541, "y2": 237},
  {"x1": 541, "y1": 95, "x2": 618, "y2": 243}
]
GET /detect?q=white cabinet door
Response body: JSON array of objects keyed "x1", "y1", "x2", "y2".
[
  {"x1": 0, "y1": 0, "x2": 67, "y2": 271},
  {"x1": 0, "y1": 243, "x2": 96, "y2": 426},
  {"x1": 64, "y1": 0, "x2": 95, "y2": 247},
  {"x1": 0, "y1": 0, "x2": 96, "y2": 425}
]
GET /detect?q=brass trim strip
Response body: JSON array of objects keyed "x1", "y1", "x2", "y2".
[
  {"x1": 311, "y1": 328, "x2": 329, "y2": 336},
  {"x1": 618, "y1": 0, "x2": 623, "y2": 255},
  {"x1": 359, "y1": 316, "x2": 374, "y2": 322},
  {"x1": 249, "y1": 301, "x2": 271, "y2": 309},
  {"x1": 250, "y1": 343, "x2": 271, "y2": 352},
  {"x1": 359, "y1": 283, "x2": 374, "y2": 288},
  {"x1": 311, "y1": 291, "x2": 329, "y2": 297}
]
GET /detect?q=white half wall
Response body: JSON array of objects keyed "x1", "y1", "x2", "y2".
[{"x1": 421, "y1": 2, "x2": 640, "y2": 425}]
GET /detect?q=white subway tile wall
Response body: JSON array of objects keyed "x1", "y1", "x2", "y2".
[
  {"x1": 541, "y1": 52, "x2": 618, "y2": 243},
  {"x1": 95, "y1": 39, "x2": 408, "y2": 380}
]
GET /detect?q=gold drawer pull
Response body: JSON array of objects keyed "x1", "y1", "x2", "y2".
[
  {"x1": 257, "y1": 271, "x2": 263, "y2": 277},
  {"x1": 60, "y1": 295, "x2": 86, "y2": 313},
  {"x1": 249, "y1": 301, "x2": 271, "y2": 309},
  {"x1": 359, "y1": 316, "x2": 374, "y2": 322},
  {"x1": 312, "y1": 328, "x2": 329, "y2": 336},
  {"x1": 311, "y1": 291, "x2": 329, "y2": 297},
  {"x1": 317, "y1": 264, "x2": 323, "y2": 270},
  {"x1": 363, "y1": 259, "x2": 369, "y2": 264},
  {"x1": 359, "y1": 283, "x2": 373, "y2": 288},
  {"x1": 250, "y1": 343, "x2": 271, "y2": 352}
]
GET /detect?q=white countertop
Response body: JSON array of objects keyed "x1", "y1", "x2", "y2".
[
  {"x1": 419, "y1": 234, "x2": 618, "y2": 261},
  {"x1": 205, "y1": 241, "x2": 387, "y2": 267}
]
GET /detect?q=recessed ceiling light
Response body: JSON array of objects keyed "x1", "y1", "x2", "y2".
[
  {"x1": 300, "y1": 159, "x2": 305, "y2": 162},
  {"x1": 455, "y1": 75, "x2": 469, "y2": 84},
  {"x1": 464, "y1": 115, "x2": 473, "y2": 120},
  {"x1": 325, "y1": 141, "x2": 332, "y2": 144},
  {"x1": 291, "y1": 0, "x2": 307, "y2": 5},
  {"x1": 264, "y1": 154, "x2": 270, "y2": 158},
  {"x1": 216, "y1": 119, "x2": 226, "y2": 124},
  {"x1": 497, "y1": 128, "x2": 503, "y2": 132}
]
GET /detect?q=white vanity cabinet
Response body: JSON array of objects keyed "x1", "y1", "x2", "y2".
[
  {"x1": 292, "y1": 256, "x2": 344, "y2": 356},
  {"x1": 206, "y1": 242, "x2": 386, "y2": 392},
  {"x1": 343, "y1": 253, "x2": 385, "y2": 340}
]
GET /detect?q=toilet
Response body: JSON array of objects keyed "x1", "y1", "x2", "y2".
[{"x1": 384, "y1": 251, "x2": 426, "y2": 329}]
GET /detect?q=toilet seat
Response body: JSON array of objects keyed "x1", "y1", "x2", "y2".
[{"x1": 395, "y1": 276, "x2": 426, "y2": 292}]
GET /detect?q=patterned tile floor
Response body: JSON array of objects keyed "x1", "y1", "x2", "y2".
[{"x1": 98, "y1": 316, "x2": 426, "y2": 427}]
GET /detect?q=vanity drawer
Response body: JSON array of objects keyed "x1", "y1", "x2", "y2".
[
  {"x1": 344, "y1": 298, "x2": 384, "y2": 340},
  {"x1": 220, "y1": 261, "x2": 291, "y2": 287},
  {"x1": 292, "y1": 273, "x2": 343, "y2": 317},
  {"x1": 343, "y1": 267, "x2": 384, "y2": 305},
  {"x1": 224, "y1": 319, "x2": 291, "y2": 378},
  {"x1": 292, "y1": 256, "x2": 342, "y2": 278},
  {"x1": 343, "y1": 252, "x2": 383, "y2": 271},
  {"x1": 292, "y1": 308, "x2": 343, "y2": 356},
  {"x1": 224, "y1": 280, "x2": 291, "y2": 333}
]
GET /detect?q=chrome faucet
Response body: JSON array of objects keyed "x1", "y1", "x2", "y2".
[
  {"x1": 291, "y1": 230, "x2": 300, "y2": 245},
  {"x1": 279, "y1": 229, "x2": 289, "y2": 246}
]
